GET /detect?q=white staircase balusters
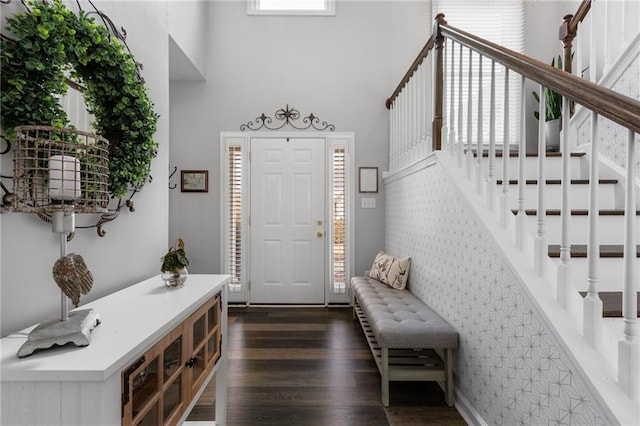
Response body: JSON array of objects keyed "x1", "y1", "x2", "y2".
[
  {"x1": 411, "y1": 71, "x2": 418, "y2": 163},
  {"x1": 476, "y1": 55, "x2": 484, "y2": 194},
  {"x1": 620, "y1": 128, "x2": 640, "y2": 402},
  {"x1": 418, "y1": 58, "x2": 425, "y2": 156},
  {"x1": 603, "y1": 0, "x2": 612, "y2": 75},
  {"x1": 584, "y1": 110, "x2": 603, "y2": 347},
  {"x1": 535, "y1": 85, "x2": 547, "y2": 275},
  {"x1": 441, "y1": 42, "x2": 448, "y2": 155},
  {"x1": 448, "y1": 40, "x2": 456, "y2": 157},
  {"x1": 423, "y1": 60, "x2": 431, "y2": 158},
  {"x1": 557, "y1": 98, "x2": 572, "y2": 308},
  {"x1": 516, "y1": 75, "x2": 527, "y2": 249},
  {"x1": 486, "y1": 60, "x2": 496, "y2": 211},
  {"x1": 466, "y1": 49, "x2": 473, "y2": 179},
  {"x1": 500, "y1": 68, "x2": 510, "y2": 228},
  {"x1": 457, "y1": 43, "x2": 464, "y2": 168}
]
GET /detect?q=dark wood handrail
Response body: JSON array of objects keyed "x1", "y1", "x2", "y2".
[
  {"x1": 385, "y1": 14, "x2": 446, "y2": 109},
  {"x1": 440, "y1": 23, "x2": 640, "y2": 134},
  {"x1": 385, "y1": 36, "x2": 436, "y2": 109}
]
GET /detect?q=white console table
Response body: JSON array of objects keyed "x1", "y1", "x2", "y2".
[{"x1": 1, "y1": 274, "x2": 229, "y2": 426}]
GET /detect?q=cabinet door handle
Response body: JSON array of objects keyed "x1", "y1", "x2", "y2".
[{"x1": 185, "y1": 356, "x2": 199, "y2": 368}]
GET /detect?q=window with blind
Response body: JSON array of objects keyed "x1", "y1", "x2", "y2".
[
  {"x1": 331, "y1": 148, "x2": 347, "y2": 295},
  {"x1": 434, "y1": 0, "x2": 524, "y2": 146},
  {"x1": 227, "y1": 146, "x2": 243, "y2": 294}
]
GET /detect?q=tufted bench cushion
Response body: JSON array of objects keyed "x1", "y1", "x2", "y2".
[
  {"x1": 351, "y1": 275, "x2": 459, "y2": 407},
  {"x1": 351, "y1": 276, "x2": 458, "y2": 349}
]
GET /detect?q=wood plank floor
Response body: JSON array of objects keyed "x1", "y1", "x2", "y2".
[{"x1": 187, "y1": 306, "x2": 467, "y2": 425}]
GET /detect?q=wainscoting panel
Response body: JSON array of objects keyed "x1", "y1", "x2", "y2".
[{"x1": 384, "y1": 162, "x2": 613, "y2": 425}]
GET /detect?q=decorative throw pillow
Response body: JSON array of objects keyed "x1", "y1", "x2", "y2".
[{"x1": 368, "y1": 251, "x2": 411, "y2": 290}]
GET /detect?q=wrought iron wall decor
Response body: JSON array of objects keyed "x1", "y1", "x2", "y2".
[{"x1": 240, "y1": 104, "x2": 335, "y2": 131}]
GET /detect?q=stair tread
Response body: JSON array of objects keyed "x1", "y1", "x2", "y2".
[
  {"x1": 548, "y1": 244, "x2": 640, "y2": 258},
  {"x1": 472, "y1": 151, "x2": 586, "y2": 158},
  {"x1": 578, "y1": 291, "x2": 640, "y2": 318},
  {"x1": 497, "y1": 179, "x2": 617, "y2": 185},
  {"x1": 511, "y1": 209, "x2": 640, "y2": 216}
]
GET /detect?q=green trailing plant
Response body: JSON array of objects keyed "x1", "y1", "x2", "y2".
[
  {"x1": 532, "y1": 55, "x2": 564, "y2": 122},
  {"x1": 0, "y1": 0, "x2": 159, "y2": 198},
  {"x1": 161, "y1": 239, "x2": 189, "y2": 274}
]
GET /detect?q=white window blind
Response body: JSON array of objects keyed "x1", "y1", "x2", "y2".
[
  {"x1": 434, "y1": 0, "x2": 524, "y2": 146},
  {"x1": 227, "y1": 146, "x2": 243, "y2": 294},
  {"x1": 331, "y1": 148, "x2": 346, "y2": 294}
]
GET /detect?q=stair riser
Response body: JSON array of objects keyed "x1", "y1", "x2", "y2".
[
  {"x1": 479, "y1": 157, "x2": 589, "y2": 180},
  {"x1": 551, "y1": 258, "x2": 640, "y2": 292},
  {"x1": 506, "y1": 185, "x2": 619, "y2": 210},
  {"x1": 526, "y1": 216, "x2": 640, "y2": 245}
]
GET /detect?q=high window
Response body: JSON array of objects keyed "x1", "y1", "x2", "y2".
[
  {"x1": 434, "y1": 0, "x2": 524, "y2": 145},
  {"x1": 248, "y1": 0, "x2": 335, "y2": 16}
]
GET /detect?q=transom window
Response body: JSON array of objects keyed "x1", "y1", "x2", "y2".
[{"x1": 248, "y1": 0, "x2": 335, "y2": 16}]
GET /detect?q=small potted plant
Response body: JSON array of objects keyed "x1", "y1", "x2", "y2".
[
  {"x1": 533, "y1": 55, "x2": 564, "y2": 152},
  {"x1": 161, "y1": 238, "x2": 189, "y2": 287}
]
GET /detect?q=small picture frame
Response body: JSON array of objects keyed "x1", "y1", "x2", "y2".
[
  {"x1": 181, "y1": 170, "x2": 208, "y2": 193},
  {"x1": 359, "y1": 167, "x2": 378, "y2": 193}
]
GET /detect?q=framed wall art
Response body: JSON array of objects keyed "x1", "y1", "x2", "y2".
[
  {"x1": 359, "y1": 167, "x2": 378, "y2": 193},
  {"x1": 181, "y1": 170, "x2": 209, "y2": 193}
]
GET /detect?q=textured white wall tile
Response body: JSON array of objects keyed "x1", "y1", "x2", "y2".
[{"x1": 385, "y1": 164, "x2": 610, "y2": 425}]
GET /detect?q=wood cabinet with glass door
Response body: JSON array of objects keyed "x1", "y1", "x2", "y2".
[{"x1": 122, "y1": 293, "x2": 221, "y2": 426}]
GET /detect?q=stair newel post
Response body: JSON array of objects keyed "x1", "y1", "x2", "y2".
[
  {"x1": 500, "y1": 68, "x2": 510, "y2": 228},
  {"x1": 535, "y1": 85, "x2": 547, "y2": 275},
  {"x1": 557, "y1": 98, "x2": 572, "y2": 308},
  {"x1": 620, "y1": 129, "x2": 639, "y2": 401},
  {"x1": 432, "y1": 13, "x2": 446, "y2": 152},
  {"x1": 560, "y1": 13, "x2": 576, "y2": 115},
  {"x1": 476, "y1": 55, "x2": 484, "y2": 194},
  {"x1": 457, "y1": 43, "x2": 464, "y2": 168},
  {"x1": 515, "y1": 75, "x2": 527, "y2": 249},
  {"x1": 486, "y1": 60, "x2": 496, "y2": 211},
  {"x1": 584, "y1": 110, "x2": 603, "y2": 346},
  {"x1": 466, "y1": 49, "x2": 474, "y2": 179},
  {"x1": 448, "y1": 40, "x2": 457, "y2": 157}
]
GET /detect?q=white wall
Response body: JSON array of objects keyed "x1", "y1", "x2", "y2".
[
  {"x1": 169, "y1": 1, "x2": 431, "y2": 281},
  {"x1": 169, "y1": 0, "x2": 207, "y2": 80},
  {"x1": 0, "y1": 1, "x2": 170, "y2": 336}
]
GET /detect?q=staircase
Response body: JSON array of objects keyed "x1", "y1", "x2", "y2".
[{"x1": 382, "y1": 8, "x2": 640, "y2": 425}]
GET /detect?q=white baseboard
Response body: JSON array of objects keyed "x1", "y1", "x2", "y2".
[{"x1": 454, "y1": 389, "x2": 488, "y2": 426}]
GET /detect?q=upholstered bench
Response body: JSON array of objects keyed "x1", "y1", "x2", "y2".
[{"x1": 351, "y1": 276, "x2": 459, "y2": 407}]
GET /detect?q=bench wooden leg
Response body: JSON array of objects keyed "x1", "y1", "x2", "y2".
[
  {"x1": 382, "y1": 347, "x2": 390, "y2": 407},
  {"x1": 444, "y1": 348, "x2": 454, "y2": 406}
]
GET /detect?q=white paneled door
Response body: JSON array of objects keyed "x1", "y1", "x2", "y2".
[{"x1": 250, "y1": 137, "x2": 326, "y2": 303}]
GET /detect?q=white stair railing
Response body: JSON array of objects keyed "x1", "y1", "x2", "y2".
[{"x1": 385, "y1": 13, "x2": 640, "y2": 405}]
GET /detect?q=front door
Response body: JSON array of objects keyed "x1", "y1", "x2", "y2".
[{"x1": 250, "y1": 137, "x2": 326, "y2": 303}]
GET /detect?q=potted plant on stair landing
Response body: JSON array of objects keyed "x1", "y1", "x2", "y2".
[
  {"x1": 533, "y1": 55, "x2": 564, "y2": 152},
  {"x1": 161, "y1": 239, "x2": 190, "y2": 287}
]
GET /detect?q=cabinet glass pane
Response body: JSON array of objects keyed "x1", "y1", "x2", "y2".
[
  {"x1": 163, "y1": 373, "x2": 182, "y2": 421},
  {"x1": 193, "y1": 314, "x2": 205, "y2": 347},
  {"x1": 164, "y1": 336, "x2": 182, "y2": 381},
  {"x1": 132, "y1": 357, "x2": 158, "y2": 418},
  {"x1": 207, "y1": 304, "x2": 217, "y2": 332},
  {"x1": 207, "y1": 335, "x2": 218, "y2": 362},
  {"x1": 191, "y1": 346, "x2": 205, "y2": 384},
  {"x1": 136, "y1": 401, "x2": 159, "y2": 426}
]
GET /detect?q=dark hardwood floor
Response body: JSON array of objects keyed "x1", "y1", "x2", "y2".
[{"x1": 187, "y1": 306, "x2": 466, "y2": 425}]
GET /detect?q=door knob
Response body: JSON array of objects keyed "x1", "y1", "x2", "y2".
[{"x1": 317, "y1": 231, "x2": 324, "y2": 238}]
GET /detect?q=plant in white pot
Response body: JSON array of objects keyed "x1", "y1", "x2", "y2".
[
  {"x1": 533, "y1": 55, "x2": 564, "y2": 152},
  {"x1": 161, "y1": 239, "x2": 190, "y2": 287}
]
